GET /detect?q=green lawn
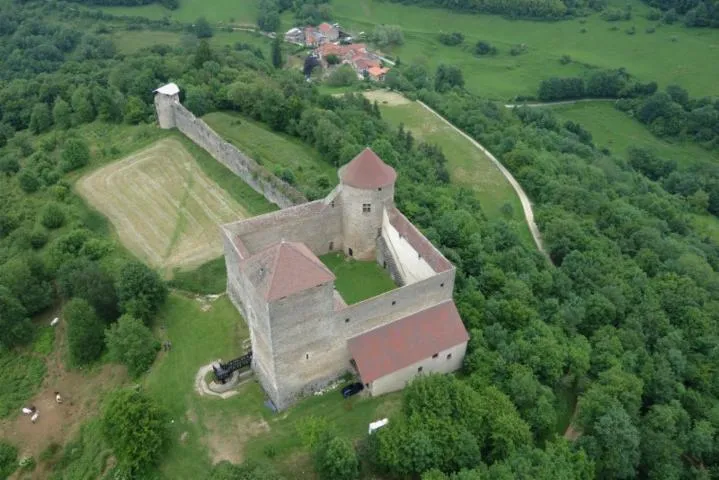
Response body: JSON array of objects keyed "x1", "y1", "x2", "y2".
[
  {"x1": 111, "y1": 29, "x2": 271, "y2": 56},
  {"x1": 320, "y1": 253, "x2": 396, "y2": 304},
  {"x1": 98, "y1": 0, "x2": 260, "y2": 24},
  {"x1": 370, "y1": 94, "x2": 533, "y2": 246},
  {"x1": 168, "y1": 257, "x2": 227, "y2": 293},
  {"x1": 203, "y1": 112, "x2": 337, "y2": 194},
  {"x1": 143, "y1": 292, "x2": 400, "y2": 478},
  {"x1": 549, "y1": 101, "x2": 715, "y2": 167}
]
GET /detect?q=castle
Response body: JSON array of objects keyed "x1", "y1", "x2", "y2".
[{"x1": 154, "y1": 84, "x2": 469, "y2": 411}]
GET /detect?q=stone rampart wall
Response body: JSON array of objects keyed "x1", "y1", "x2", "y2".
[{"x1": 172, "y1": 103, "x2": 306, "y2": 208}]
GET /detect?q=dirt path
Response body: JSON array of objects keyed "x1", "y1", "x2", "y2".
[
  {"x1": 416, "y1": 101, "x2": 552, "y2": 263},
  {"x1": 504, "y1": 98, "x2": 616, "y2": 108},
  {"x1": 563, "y1": 403, "x2": 582, "y2": 441},
  {"x1": 0, "y1": 321, "x2": 127, "y2": 479}
]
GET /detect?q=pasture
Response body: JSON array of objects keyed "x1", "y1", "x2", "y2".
[
  {"x1": 76, "y1": 138, "x2": 249, "y2": 274},
  {"x1": 110, "y1": 28, "x2": 271, "y2": 56},
  {"x1": 365, "y1": 91, "x2": 533, "y2": 245},
  {"x1": 203, "y1": 112, "x2": 337, "y2": 193}
]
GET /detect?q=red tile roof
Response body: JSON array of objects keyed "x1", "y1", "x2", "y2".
[
  {"x1": 387, "y1": 206, "x2": 453, "y2": 273},
  {"x1": 242, "y1": 241, "x2": 335, "y2": 301},
  {"x1": 348, "y1": 301, "x2": 468, "y2": 383},
  {"x1": 340, "y1": 147, "x2": 397, "y2": 189},
  {"x1": 318, "y1": 22, "x2": 334, "y2": 33}
]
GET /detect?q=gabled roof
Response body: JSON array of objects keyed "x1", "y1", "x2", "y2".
[
  {"x1": 154, "y1": 83, "x2": 179, "y2": 95},
  {"x1": 347, "y1": 301, "x2": 468, "y2": 383},
  {"x1": 340, "y1": 147, "x2": 397, "y2": 189},
  {"x1": 242, "y1": 241, "x2": 335, "y2": 301},
  {"x1": 318, "y1": 22, "x2": 335, "y2": 33}
]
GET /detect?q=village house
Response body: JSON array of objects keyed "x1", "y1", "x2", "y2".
[{"x1": 284, "y1": 27, "x2": 304, "y2": 45}]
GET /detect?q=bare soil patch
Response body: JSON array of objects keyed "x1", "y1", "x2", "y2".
[
  {"x1": 76, "y1": 138, "x2": 248, "y2": 274},
  {"x1": 362, "y1": 90, "x2": 411, "y2": 106},
  {"x1": 0, "y1": 321, "x2": 127, "y2": 480},
  {"x1": 204, "y1": 414, "x2": 270, "y2": 464}
]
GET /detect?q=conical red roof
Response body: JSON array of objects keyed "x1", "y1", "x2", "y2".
[{"x1": 340, "y1": 148, "x2": 397, "y2": 189}]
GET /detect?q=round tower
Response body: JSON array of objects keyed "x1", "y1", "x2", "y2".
[
  {"x1": 339, "y1": 148, "x2": 396, "y2": 259},
  {"x1": 153, "y1": 83, "x2": 180, "y2": 129}
]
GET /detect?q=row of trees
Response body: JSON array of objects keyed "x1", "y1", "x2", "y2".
[
  {"x1": 640, "y1": 0, "x2": 719, "y2": 27},
  {"x1": 385, "y1": 0, "x2": 600, "y2": 19},
  {"x1": 257, "y1": 0, "x2": 331, "y2": 32},
  {"x1": 536, "y1": 68, "x2": 658, "y2": 101}
]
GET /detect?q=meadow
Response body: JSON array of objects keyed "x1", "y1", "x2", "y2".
[
  {"x1": 110, "y1": 28, "x2": 272, "y2": 56},
  {"x1": 203, "y1": 112, "x2": 337, "y2": 193},
  {"x1": 76, "y1": 138, "x2": 250, "y2": 274},
  {"x1": 364, "y1": 91, "x2": 533, "y2": 246}
]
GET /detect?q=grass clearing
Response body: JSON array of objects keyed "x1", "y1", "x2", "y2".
[
  {"x1": 203, "y1": 112, "x2": 337, "y2": 194},
  {"x1": 169, "y1": 257, "x2": 227, "y2": 294},
  {"x1": 144, "y1": 292, "x2": 400, "y2": 479},
  {"x1": 98, "y1": 0, "x2": 260, "y2": 24},
  {"x1": 76, "y1": 138, "x2": 250, "y2": 274},
  {"x1": 320, "y1": 252, "x2": 396, "y2": 304},
  {"x1": 110, "y1": 29, "x2": 271, "y2": 56},
  {"x1": 365, "y1": 91, "x2": 533, "y2": 245}
]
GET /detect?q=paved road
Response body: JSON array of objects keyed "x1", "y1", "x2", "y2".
[
  {"x1": 504, "y1": 98, "x2": 616, "y2": 108},
  {"x1": 417, "y1": 101, "x2": 553, "y2": 264}
]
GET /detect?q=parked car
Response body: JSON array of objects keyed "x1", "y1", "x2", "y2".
[{"x1": 342, "y1": 382, "x2": 364, "y2": 398}]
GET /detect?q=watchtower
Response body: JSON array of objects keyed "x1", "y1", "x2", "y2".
[
  {"x1": 153, "y1": 83, "x2": 180, "y2": 129},
  {"x1": 338, "y1": 148, "x2": 397, "y2": 259}
]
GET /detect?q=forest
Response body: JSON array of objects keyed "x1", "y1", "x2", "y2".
[{"x1": 1, "y1": 0, "x2": 719, "y2": 478}]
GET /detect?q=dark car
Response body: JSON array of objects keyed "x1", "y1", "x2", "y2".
[{"x1": 342, "y1": 382, "x2": 364, "y2": 398}]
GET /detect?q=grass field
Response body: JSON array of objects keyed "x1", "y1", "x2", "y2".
[
  {"x1": 320, "y1": 252, "x2": 397, "y2": 304},
  {"x1": 110, "y1": 28, "x2": 271, "y2": 56},
  {"x1": 364, "y1": 91, "x2": 533, "y2": 245},
  {"x1": 76, "y1": 138, "x2": 250, "y2": 274},
  {"x1": 203, "y1": 112, "x2": 337, "y2": 193},
  {"x1": 144, "y1": 293, "x2": 400, "y2": 479}
]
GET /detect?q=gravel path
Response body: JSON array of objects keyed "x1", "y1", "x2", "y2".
[{"x1": 417, "y1": 101, "x2": 552, "y2": 263}]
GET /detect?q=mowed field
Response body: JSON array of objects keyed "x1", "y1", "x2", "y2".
[
  {"x1": 365, "y1": 91, "x2": 532, "y2": 245},
  {"x1": 77, "y1": 138, "x2": 248, "y2": 273}
]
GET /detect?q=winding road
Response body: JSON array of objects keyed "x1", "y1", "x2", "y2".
[{"x1": 417, "y1": 101, "x2": 552, "y2": 264}]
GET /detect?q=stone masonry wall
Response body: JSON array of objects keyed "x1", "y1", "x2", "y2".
[{"x1": 172, "y1": 103, "x2": 305, "y2": 209}]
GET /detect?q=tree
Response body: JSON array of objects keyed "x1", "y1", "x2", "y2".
[
  {"x1": 105, "y1": 314, "x2": 160, "y2": 377},
  {"x1": 57, "y1": 259, "x2": 119, "y2": 321},
  {"x1": 0, "y1": 256, "x2": 53, "y2": 316},
  {"x1": 52, "y1": 97, "x2": 72, "y2": 129},
  {"x1": 71, "y1": 86, "x2": 96, "y2": 125},
  {"x1": 117, "y1": 261, "x2": 168, "y2": 324},
  {"x1": 40, "y1": 202, "x2": 65, "y2": 229},
  {"x1": 258, "y1": 0, "x2": 280, "y2": 32},
  {"x1": 474, "y1": 40, "x2": 498, "y2": 55},
  {"x1": 325, "y1": 54, "x2": 340, "y2": 65},
  {"x1": 579, "y1": 407, "x2": 640, "y2": 479},
  {"x1": 371, "y1": 25, "x2": 404, "y2": 46},
  {"x1": 29, "y1": 102, "x2": 52, "y2": 134},
  {"x1": 102, "y1": 388, "x2": 168, "y2": 474},
  {"x1": 0, "y1": 286, "x2": 32, "y2": 349},
  {"x1": 434, "y1": 64, "x2": 464, "y2": 92},
  {"x1": 17, "y1": 169, "x2": 40, "y2": 193},
  {"x1": 314, "y1": 433, "x2": 359, "y2": 480},
  {"x1": 194, "y1": 40, "x2": 213, "y2": 69},
  {"x1": 0, "y1": 154, "x2": 19, "y2": 175},
  {"x1": 123, "y1": 96, "x2": 147, "y2": 124},
  {"x1": 60, "y1": 138, "x2": 90, "y2": 173},
  {"x1": 269, "y1": 37, "x2": 283, "y2": 70},
  {"x1": 64, "y1": 298, "x2": 105, "y2": 365},
  {"x1": 194, "y1": 17, "x2": 213, "y2": 38}
]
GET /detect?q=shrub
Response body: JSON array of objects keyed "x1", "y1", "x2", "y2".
[
  {"x1": 102, "y1": 388, "x2": 168, "y2": 474},
  {"x1": 117, "y1": 261, "x2": 168, "y2": 325},
  {"x1": 40, "y1": 203, "x2": 65, "y2": 229},
  {"x1": 327, "y1": 65, "x2": 357, "y2": 87},
  {"x1": 646, "y1": 26, "x2": 656, "y2": 33},
  {"x1": 105, "y1": 314, "x2": 160, "y2": 377},
  {"x1": 29, "y1": 226, "x2": 48, "y2": 249},
  {"x1": 560, "y1": 54, "x2": 572, "y2": 65},
  {"x1": 313, "y1": 433, "x2": 359, "y2": 480},
  {"x1": 0, "y1": 441, "x2": 18, "y2": 479},
  {"x1": 64, "y1": 298, "x2": 105, "y2": 365},
  {"x1": 646, "y1": 8, "x2": 661, "y2": 20},
  {"x1": 438, "y1": 32, "x2": 464, "y2": 46},
  {"x1": 510, "y1": 43, "x2": 528, "y2": 56},
  {"x1": 0, "y1": 286, "x2": 32, "y2": 349},
  {"x1": 625, "y1": 25, "x2": 636, "y2": 35},
  {"x1": 326, "y1": 54, "x2": 340, "y2": 65},
  {"x1": 0, "y1": 155, "x2": 20, "y2": 175},
  {"x1": 371, "y1": 25, "x2": 404, "y2": 46},
  {"x1": 61, "y1": 139, "x2": 90, "y2": 173},
  {"x1": 475, "y1": 41, "x2": 498, "y2": 55},
  {"x1": 18, "y1": 169, "x2": 40, "y2": 193}
]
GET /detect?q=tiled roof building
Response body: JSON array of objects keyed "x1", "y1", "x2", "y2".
[{"x1": 222, "y1": 148, "x2": 468, "y2": 410}]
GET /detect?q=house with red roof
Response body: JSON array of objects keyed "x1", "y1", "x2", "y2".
[{"x1": 222, "y1": 148, "x2": 467, "y2": 409}]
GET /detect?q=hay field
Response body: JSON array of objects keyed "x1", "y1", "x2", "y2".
[{"x1": 77, "y1": 138, "x2": 248, "y2": 272}]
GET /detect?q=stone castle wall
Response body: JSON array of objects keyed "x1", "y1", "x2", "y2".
[
  {"x1": 171, "y1": 103, "x2": 306, "y2": 209},
  {"x1": 340, "y1": 183, "x2": 395, "y2": 260}
]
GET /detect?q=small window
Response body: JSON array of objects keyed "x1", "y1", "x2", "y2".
[
  {"x1": 306, "y1": 353, "x2": 309, "y2": 360},
  {"x1": 378, "y1": 187, "x2": 382, "y2": 191},
  {"x1": 362, "y1": 203, "x2": 371, "y2": 213},
  {"x1": 330, "y1": 200, "x2": 335, "y2": 208},
  {"x1": 383, "y1": 261, "x2": 387, "y2": 268},
  {"x1": 446, "y1": 353, "x2": 452, "y2": 360},
  {"x1": 432, "y1": 353, "x2": 439, "y2": 359},
  {"x1": 329, "y1": 241, "x2": 334, "y2": 250},
  {"x1": 417, "y1": 366, "x2": 423, "y2": 373},
  {"x1": 418, "y1": 253, "x2": 422, "y2": 259},
  {"x1": 348, "y1": 247, "x2": 353, "y2": 257},
  {"x1": 440, "y1": 283, "x2": 445, "y2": 288},
  {"x1": 391, "y1": 300, "x2": 396, "y2": 306},
  {"x1": 345, "y1": 318, "x2": 350, "y2": 323}
]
